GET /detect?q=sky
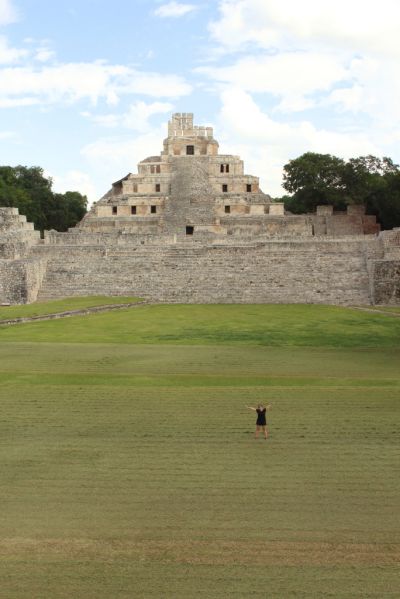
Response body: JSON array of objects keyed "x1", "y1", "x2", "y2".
[{"x1": 1, "y1": 0, "x2": 400, "y2": 204}]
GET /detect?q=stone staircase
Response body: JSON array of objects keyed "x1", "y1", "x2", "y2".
[{"x1": 35, "y1": 238, "x2": 373, "y2": 305}]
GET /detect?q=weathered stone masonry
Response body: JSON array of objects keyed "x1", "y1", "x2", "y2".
[
  {"x1": 0, "y1": 113, "x2": 399, "y2": 305},
  {"x1": 0, "y1": 208, "x2": 45, "y2": 304}
]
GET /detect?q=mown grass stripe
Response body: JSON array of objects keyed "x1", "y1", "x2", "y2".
[{"x1": 0, "y1": 372, "x2": 399, "y2": 387}]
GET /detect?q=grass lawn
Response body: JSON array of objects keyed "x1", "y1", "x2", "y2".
[
  {"x1": 0, "y1": 296, "x2": 140, "y2": 321},
  {"x1": 0, "y1": 303, "x2": 399, "y2": 598}
]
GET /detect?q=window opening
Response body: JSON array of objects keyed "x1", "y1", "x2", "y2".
[
  {"x1": 131, "y1": 206, "x2": 137, "y2": 215},
  {"x1": 186, "y1": 226, "x2": 194, "y2": 235},
  {"x1": 112, "y1": 206, "x2": 117, "y2": 215},
  {"x1": 151, "y1": 205, "x2": 157, "y2": 214},
  {"x1": 222, "y1": 184, "x2": 228, "y2": 192},
  {"x1": 224, "y1": 205, "x2": 231, "y2": 214},
  {"x1": 246, "y1": 184, "x2": 252, "y2": 192},
  {"x1": 155, "y1": 183, "x2": 161, "y2": 192},
  {"x1": 156, "y1": 165, "x2": 161, "y2": 173},
  {"x1": 186, "y1": 145, "x2": 194, "y2": 155}
]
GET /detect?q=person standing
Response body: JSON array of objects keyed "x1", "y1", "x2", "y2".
[{"x1": 246, "y1": 404, "x2": 271, "y2": 439}]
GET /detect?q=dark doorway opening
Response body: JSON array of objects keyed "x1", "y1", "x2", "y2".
[
  {"x1": 186, "y1": 226, "x2": 194, "y2": 235},
  {"x1": 186, "y1": 145, "x2": 194, "y2": 155}
]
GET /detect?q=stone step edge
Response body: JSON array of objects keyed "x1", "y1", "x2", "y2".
[
  {"x1": 0, "y1": 300, "x2": 150, "y2": 326},
  {"x1": 350, "y1": 306, "x2": 400, "y2": 318}
]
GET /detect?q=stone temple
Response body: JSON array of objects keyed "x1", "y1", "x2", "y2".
[{"x1": 0, "y1": 113, "x2": 399, "y2": 305}]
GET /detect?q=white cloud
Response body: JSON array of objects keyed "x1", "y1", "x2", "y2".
[
  {"x1": 52, "y1": 170, "x2": 98, "y2": 206},
  {"x1": 81, "y1": 127, "x2": 166, "y2": 193},
  {"x1": 203, "y1": 0, "x2": 400, "y2": 146},
  {"x1": 154, "y1": 2, "x2": 197, "y2": 18},
  {"x1": 0, "y1": 35, "x2": 27, "y2": 63},
  {"x1": 0, "y1": 96, "x2": 39, "y2": 107},
  {"x1": 210, "y1": 0, "x2": 400, "y2": 57},
  {"x1": 197, "y1": 52, "x2": 349, "y2": 112},
  {"x1": 0, "y1": 36, "x2": 55, "y2": 65},
  {"x1": 0, "y1": 129, "x2": 16, "y2": 139},
  {"x1": 216, "y1": 88, "x2": 379, "y2": 196},
  {"x1": 85, "y1": 100, "x2": 174, "y2": 131},
  {"x1": 122, "y1": 100, "x2": 174, "y2": 130},
  {"x1": 85, "y1": 113, "x2": 120, "y2": 128},
  {"x1": 120, "y1": 71, "x2": 191, "y2": 98},
  {"x1": 34, "y1": 47, "x2": 55, "y2": 62},
  {"x1": 327, "y1": 57, "x2": 400, "y2": 127},
  {"x1": 0, "y1": 0, "x2": 17, "y2": 26},
  {"x1": 0, "y1": 61, "x2": 192, "y2": 107}
]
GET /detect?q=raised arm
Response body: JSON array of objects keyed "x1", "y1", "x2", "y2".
[{"x1": 246, "y1": 406, "x2": 256, "y2": 411}]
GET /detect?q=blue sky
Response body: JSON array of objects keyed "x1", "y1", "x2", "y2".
[{"x1": 1, "y1": 0, "x2": 400, "y2": 203}]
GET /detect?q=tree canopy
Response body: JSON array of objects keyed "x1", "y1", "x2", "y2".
[
  {"x1": 0, "y1": 165, "x2": 87, "y2": 232},
  {"x1": 281, "y1": 153, "x2": 400, "y2": 230}
]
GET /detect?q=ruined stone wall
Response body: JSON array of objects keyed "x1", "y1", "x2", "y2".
[
  {"x1": 0, "y1": 208, "x2": 44, "y2": 304},
  {"x1": 371, "y1": 229, "x2": 400, "y2": 304},
  {"x1": 372, "y1": 261, "x2": 400, "y2": 305},
  {"x1": 1, "y1": 206, "x2": 398, "y2": 307},
  {"x1": 310, "y1": 206, "x2": 380, "y2": 237},
  {"x1": 34, "y1": 237, "x2": 378, "y2": 305},
  {"x1": 0, "y1": 257, "x2": 46, "y2": 304}
]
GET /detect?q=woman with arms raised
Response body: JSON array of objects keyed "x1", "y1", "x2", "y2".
[{"x1": 246, "y1": 403, "x2": 272, "y2": 439}]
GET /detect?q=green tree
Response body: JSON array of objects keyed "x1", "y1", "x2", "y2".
[
  {"x1": 50, "y1": 191, "x2": 88, "y2": 231},
  {"x1": 282, "y1": 152, "x2": 347, "y2": 212},
  {"x1": 281, "y1": 152, "x2": 400, "y2": 229},
  {"x1": 364, "y1": 170, "x2": 400, "y2": 230},
  {"x1": 0, "y1": 165, "x2": 87, "y2": 231},
  {"x1": 342, "y1": 156, "x2": 400, "y2": 229}
]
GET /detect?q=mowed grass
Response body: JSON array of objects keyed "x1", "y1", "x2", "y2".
[
  {"x1": 0, "y1": 295, "x2": 140, "y2": 320},
  {"x1": 1, "y1": 303, "x2": 400, "y2": 347},
  {"x1": 0, "y1": 303, "x2": 399, "y2": 598}
]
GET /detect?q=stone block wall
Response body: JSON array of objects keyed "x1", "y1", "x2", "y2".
[
  {"x1": 0, "y1": 207, "x2": 40, "y2": 257},
  {"x1": 35, "y1": 238, "x2": 376, "y2": 305},
  {"x1": 0, "y1": 257, "x2": 46, "y2": 304},
  {"x1": 1, "y1": 206, "x2": 399, "y2": 307},
  {"x1": 310, "y1": 207, "x2": 380, "y2": 237},
  {"x1": 371, "y1": 229, "x2": 400, "y2": 304},
  {"x1": 0, "y1": 207, "x2": 43, "y2": 304},
  {"x1": 372, "y1": 261, "x2": 400, "y2": 305}
]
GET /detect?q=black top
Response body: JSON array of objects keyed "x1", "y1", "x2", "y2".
[{"x1": 256, "y1": 408, "x2": 266, "y2": 426}]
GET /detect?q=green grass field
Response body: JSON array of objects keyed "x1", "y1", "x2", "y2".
[
  {"x1": 0, "y1": 296, "x2": 140, "y2": 321},
  {"x1": 0, "y1": 304, "x2": 399, "y2": 598}
]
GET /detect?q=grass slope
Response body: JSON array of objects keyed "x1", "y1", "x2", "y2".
[
  {"x1": 1, "y1": 304, "x2": 400, "y2": 347},
  {"x1": 0, "y1": 296, "x2": 140, "y2": 320},
  {"x1": 0, "y1": 303, "x2": 399, "y2": 598}
]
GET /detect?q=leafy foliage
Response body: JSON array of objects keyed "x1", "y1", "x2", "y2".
[
  {"x1": 0, "y1": 165, "x2": 87, "y2": 231},
  {"x1": 282, "y1": 153, "x2": 400, "y2": 229}
]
